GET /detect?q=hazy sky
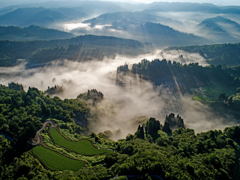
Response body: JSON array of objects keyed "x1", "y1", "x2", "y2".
[
  {"x1": 121, "y1": 0, "x2": 240, "y2": 6},
  {"x1": 99, "y1": 0, "x2": 240, "y2": 6},
  {"x1": 1, "y1": 0, "x2": 240, "y2": 7}
]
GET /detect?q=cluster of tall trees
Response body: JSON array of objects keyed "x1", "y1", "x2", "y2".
[
  {"x1": 77, "y1": 89, "x2": 104, "y2": 106},
  {"x1": 135, "y1": 115, "x2": 185, "y2": 141},
  {"x1": 45, "y1": 85, "x2": 64, "y2": 95},
  {"x1": 117, "y1": 59, "x2": 240, "y2": 90}
]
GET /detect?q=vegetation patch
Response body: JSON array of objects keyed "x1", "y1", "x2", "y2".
[
  {"x1": 192, "y1": 83, "x2": 234, "y2": 102},
  {"x1": 32, "y1": 145, "x2": 85, "y2": 171},
  {"x1": 167, "y1": 42, "x2": 240, "y2": 66},
  {"x1": 201, "y1": 84, "x2": 232, "y2": 98},
  {"x1": 192, "y1": 95, "x2": 210, "y2": 102},
  {"x1": 49, "y1": 128, "x2": 111, "y2": 155}
]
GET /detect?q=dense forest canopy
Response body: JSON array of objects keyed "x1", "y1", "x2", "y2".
[
  {"x1": 117, "y1": 59, "x2": 240, "y2": 92},
  {"x1": 1, "y1": 84, "x2": 240, "y2": 179},
  {"x1": 117, "y1": 59, "x2": 240, "y2": 121}
]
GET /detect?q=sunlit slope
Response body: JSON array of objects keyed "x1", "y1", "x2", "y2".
[
  {"x1": 81, "y1": 11, "x2": 210, "y2": 46},
  {"x1": 83, "y1": 11, "x2": 165, "y2": 26},
  {"x1": 192, "y1": 83, "x2": 234, "y2": 102},
  {"x1": 131, "y1": 22, "x2": 210, "y2": 46},
  {"x1": 32, "y1": 145, "x2": 85, "y2": 171},
  {"x1": 117, "y1": 59, "x2": 239, "y2": 97},
  {"x1": 0, "y1": 35, "x2": 144, "y2": 67},
  {"x1": 49, "y1": 128, "x2": 111, "y2": 155}
]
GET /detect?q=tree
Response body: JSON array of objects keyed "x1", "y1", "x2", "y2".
[
  {"x1": 162, "y1": 121, "x2": 172, "y2": 135},
  {"x1": 135, "y1": 125, "x2": 144, "y2": 139},
  {"x1": 237, "y1": 87, "x2": 240, "y2": 93},
  {"x1": 218, "y1": 93, "x2": 227, "y2": 101},
  {"x1": 164, "y1": 113, "x2": 185, "y2": 130},
  {"x1": 145, "y1": 118, "x2": 161, "y2": 140}
]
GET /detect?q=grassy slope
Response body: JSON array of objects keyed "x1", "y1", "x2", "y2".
[
  {"x1": 192, "y1": 83, "x2": 235, "y2": 102},
  {"x1": 32, "y1": 145, "x2": 84, "y2": 171},
  {"x1": 49, "y1": 128, "x2": 110, "y2": 155}
]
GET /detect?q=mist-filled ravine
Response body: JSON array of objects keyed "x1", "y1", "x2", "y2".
[
  {"x1": 0, "y1": 49, "x2": 238, "y2": 140},
  {"x1": 2, "y1": 1, "x2": 240, "y2": 179}
]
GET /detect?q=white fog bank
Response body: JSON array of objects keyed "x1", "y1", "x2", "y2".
[{"x1": 1, "y1": 50, "x2": 237, "y2": 139}]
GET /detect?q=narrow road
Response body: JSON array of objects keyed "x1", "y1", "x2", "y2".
[{"x1": 31, "y1": 121, "x2": 55, "y2": 146}]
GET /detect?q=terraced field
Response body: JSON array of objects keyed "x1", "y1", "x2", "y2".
[
  {"x1": 49, "y1": 128, "x2": 111, "y2": 155},
  {"x1": 32, "y1": 145, "x2": 85, "y2": 171}
]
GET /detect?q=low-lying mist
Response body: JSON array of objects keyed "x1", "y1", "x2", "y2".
[{"x1": 0, "y1": 50, "x2": 237, "y2": 139}]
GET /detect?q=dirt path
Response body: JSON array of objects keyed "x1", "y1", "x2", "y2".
[{"x1": 31, "y1": 121, "x2": 55, "y2": 146}]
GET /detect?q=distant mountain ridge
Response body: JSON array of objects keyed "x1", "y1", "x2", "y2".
[
  {"x1": 80, "y1": 11, "x2": 210, "y2": 47},
  {"x1": 0, "y1": 34, "x2": 144, "y2": 67},
  {"x1": 144, "y1": 2, "x2": 240, "y2": 14},
  {"x1": 83, "y1": 11, "x2": 161, "y2": 26},
  {"x1": 198, "y1": 16, "x2": 240, "y2": 32},
  {"x1": 131, "y1": 22, "x2": 210, "y2": 46},
  {"x1": 0, "y1": 7, "x2": 87, "y2": 27},
  {"x1": 2, "y1": 2, "x2": 240, "y2": 15},
  {"x1": 197, "y1": 16, "x2": 240, "y2": 43},
  {"x1": 0, "y1": 25, "x2": 75, "y2": 41}
]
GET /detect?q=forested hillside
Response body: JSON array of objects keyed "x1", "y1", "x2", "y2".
[
  {"x1": 196, "y1": 16, "x2": 240, "y2": 43},
  {"x1": 0, "y1": 25, "x2": 74, "y2": 41},
  {"x1": 117, "y1": 59, "x2": 240, "y2": 92},
  {"x1": 1, "y1": 84, "x2": 240, "y2": 179},
  {"x1": 0, "y1": 83, "x2": 90, "y2": 155},
  {"x1": 0, "y1": 7, "x2": 87, "y2": 27},
  {"x1": 0, "y1": 35, "x2": 144, "y2": 67},
  {"x1": 117, "y1": 59, "x2": 240, "y2": 119},
  {"x1": 166, "y1": 43, "x2": 240, "y2": 66}
]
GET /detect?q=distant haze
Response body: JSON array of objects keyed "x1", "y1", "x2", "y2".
[
  {"x1": 1, "y1": 0, "x2": 240, "y2": 8},
  {"x1": 130, "y1": 0, "x2": 240, "y2": 6}
]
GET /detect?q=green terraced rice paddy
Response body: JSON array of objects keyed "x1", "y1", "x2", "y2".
[
  {"x1": 49, "y1": 128, "x2": 111, "y2": 155},
  {"x1": 32, "y1": 145, "x2": 84, "y2": 171}
]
